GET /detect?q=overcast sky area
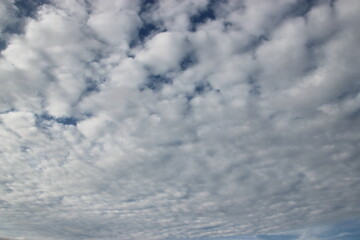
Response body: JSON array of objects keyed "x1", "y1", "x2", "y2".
[{"x1": 0, "y1": 0, "x2": 360, "y2": 239}]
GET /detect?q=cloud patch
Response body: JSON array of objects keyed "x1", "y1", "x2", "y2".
[{"x1": 0, "y1": 0, "x2": 360, "y2": 240}]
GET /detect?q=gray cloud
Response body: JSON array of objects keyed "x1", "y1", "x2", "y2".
[{"x1": 0, "y1": 0, "x2": 360, "y2": 239}]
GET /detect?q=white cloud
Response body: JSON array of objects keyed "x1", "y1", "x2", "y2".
[
  {"x1": 0, "y1": 0, "x2": 360, "y2": 240},
  {"x1": 154, "y1": 0, "x2": 209, "y2": 31},
  {"x1": 136, "y1": 31, "x2": 188, "y2": 74},
  {"x1": 87, "y1": 6, "x2": 141, "y2": 46}
]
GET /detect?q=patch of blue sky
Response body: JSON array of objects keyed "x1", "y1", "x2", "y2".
[
  {"x1": 14, "y1": 0, "x2": 49, "y2": 18},
  {"x1": 140, "y1": 74, "x2": 172, "y2": 91},
  {"x1": 189, "y1": 0, "x2": 216, "y2": 31},
  {"x1": 35, "y1": 113, "x2": 79, "y2": 126}
]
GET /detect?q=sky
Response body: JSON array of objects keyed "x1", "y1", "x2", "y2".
[{"x1": 0, "y1": 0, "x2": 360, "y2": 239}]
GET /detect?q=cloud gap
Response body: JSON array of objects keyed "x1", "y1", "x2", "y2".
[
  {"x1": 139, "y1": 0, "x2": 157, "y2": 15},
  {"x1": 35, "y1": 113, "x2": 79, "y2": 126},
  {"x1": 194, "y1": 81, "x2": 213, "y2": 95},
  {"x1": 130, "y1": 0, "x2": 163, "y2": 48},
  {"x1": 186, "y1": 81, "x2": 217, "y2": 102},
  {"x1": 83, "y1": 77, "x2": 103, "y2": 95},
  {"x1": 180, "y1": 51, "x2": 197, "y2": 71},
  {"x1": 0, "y1": 39, "x2": 7, "y2": 51},
  {"x1": 14, "y1": 0, "x2": 50, "y2": 18},
  {"x1": 137, "y1": 23, "x2": 159, "y2": 43},
  {"x1": 139, "y1": 74, "x2": 172, "y2": 92},
  {"x1": 0, "y1": 0, "x2": 50, "y2": 52},
  {"x1": 189, "y1": 0, "x2": 217, "y2": 31}
]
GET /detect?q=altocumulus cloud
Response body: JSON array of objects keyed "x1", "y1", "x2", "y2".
[{"x1": 0, "y1": 0, "x2": 360, "y2": 239}]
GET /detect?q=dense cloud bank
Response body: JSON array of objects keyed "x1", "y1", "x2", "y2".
[{"x1": 0, "y1": 0, "x2": 360, "y2": 239}]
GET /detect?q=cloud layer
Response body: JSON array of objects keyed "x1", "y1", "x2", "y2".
[{"x1": 1, "y1": 0, "x2": 360, "y2": 239}]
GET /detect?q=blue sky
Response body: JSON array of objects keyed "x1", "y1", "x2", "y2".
[{"x1": 0, "y1": 0, "x2": 360, "y2": 239}]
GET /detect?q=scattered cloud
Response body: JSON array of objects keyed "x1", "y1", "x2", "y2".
[{"x1": 1, "y1": 0, "x2": 360, "y2": 239}]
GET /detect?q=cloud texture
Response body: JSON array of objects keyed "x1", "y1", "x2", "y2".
[{"x1": 0, "y1": 0, "x2": 360, "y2": 239}]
